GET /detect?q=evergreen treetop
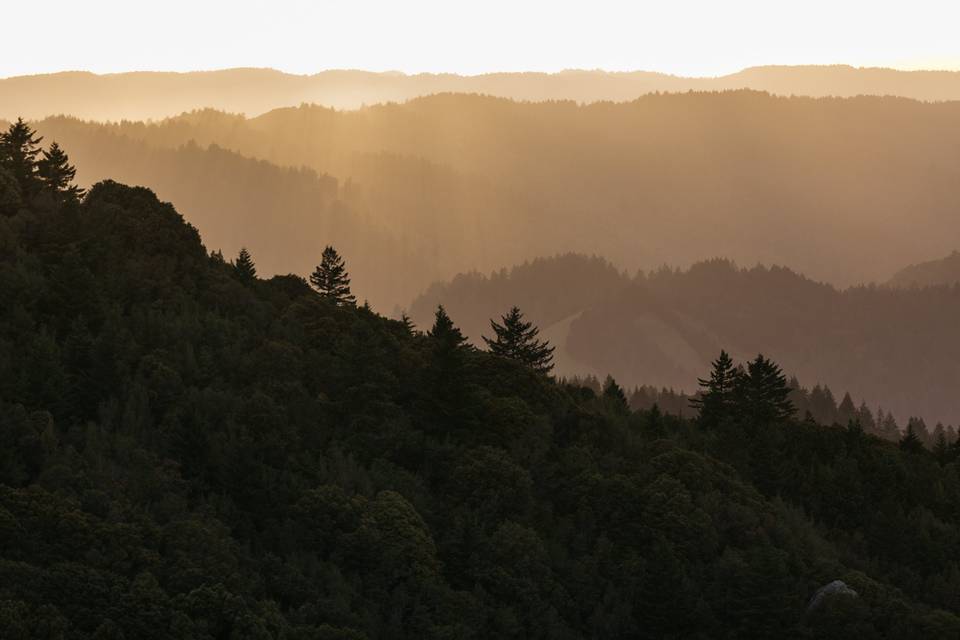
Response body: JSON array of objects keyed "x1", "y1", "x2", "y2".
[
  {"x1": 0, "y1": 118, "x2": 43, "y2": 196},
  {"x1": 310, "y1": 245, "x2": 356, "y2": 306},
  {"x1": 234, "y1": 247, "x2": 257, "y2": 283},
  {"x1": 482, "y1": 306, "x2": 555, "y2": 374},
  {"x1": 690, "y1": 349, "x2": 739, "y2": 426},
  {"x1": 37, "y1": 141, "x2": 83, "y2": 204}
]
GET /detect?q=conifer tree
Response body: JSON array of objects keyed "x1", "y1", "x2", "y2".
[
  {"x1": 428, "y1": 305, "x2": 466, "y2": 347},
  {"x1": 602, "y1": 375, "x2": 628, "y2": 408},
  {"x1": 741, "y1": 354, "x2": 794, "y2": 425},
  {"x1": 933, "y1": 424, "x2": 949, "y2": 463},
  {"x1": 37, "y1": 142, "x2": 83, "y2": 203},
  {"x1": 400, "y1": 313, "x2": 416, "y2": 336},
  {"x1": 234, "y1": 247, "x2": 257, "y2": 283},
  {"x1": 899, "y1": 421, "x2": 924, "y2": 454},
  {"x1": 690, "y1": 350, "x2": 739, "y2": 426},
  {"x1": 0, "y1": 118, "x2": 43, "y2": 195},
  {"x1": 482, "y1": 306, "x2": 555, "y2": 374},
  {"x1": 310, "y1": 246, "x2": 356, "y2": 306}
]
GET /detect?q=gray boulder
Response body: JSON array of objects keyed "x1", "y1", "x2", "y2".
[{"x1": 808, "y1": 580, "x2": 859, "y2": 612}]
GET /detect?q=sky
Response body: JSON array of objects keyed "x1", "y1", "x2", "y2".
[{"x1": 3, "y1": 0, "x2": 960, "y2": 78}]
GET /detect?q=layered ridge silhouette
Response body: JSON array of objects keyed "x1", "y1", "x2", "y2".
[
  {"x1": 410, "y1": 255, "x2": 960, "y2": 426},
  {"x1": 15, "y1": 89, "x2": 960, "y2": 312},
  {"x1": 6, "y1": 64, "x2": 960, "y2": 121}
]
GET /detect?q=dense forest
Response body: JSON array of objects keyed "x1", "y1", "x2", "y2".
[
  {"x1": 7, "y1": 65, "x2": 960, "y2": 121},
  {"x1": 11, "y1": 89, "x2": 960, "y2": 311},
  {"x1": 411, "y1": 254, "x2": 960, "y2": 426},
  {"x1": 6, "y1": 124, "x2": 960, "y2": 638}
]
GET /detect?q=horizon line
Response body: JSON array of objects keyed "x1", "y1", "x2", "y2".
[{"x1": 5, "y1": 62, "x2": 960, "y2": 82}]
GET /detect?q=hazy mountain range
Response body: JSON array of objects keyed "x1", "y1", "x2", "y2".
[
  {"x1": 9, "y1": 89, "x2": 960, "y2": 310},
  {"x1": 410, "y1": 254, "x2": 960, "y2": 425},
  {"x1": 6, "y1": 64, "x2": 960, "y2": 121},
  {"x1": 889, "y1": 251, "x2": 960, "y2": 288}
]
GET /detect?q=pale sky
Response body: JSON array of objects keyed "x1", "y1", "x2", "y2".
[{"x1": 4, "y1": 0, "x2": 960, "y2": 78}]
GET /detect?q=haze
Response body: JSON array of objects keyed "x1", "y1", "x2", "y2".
[{"x1": 4, "y1": 0, "x2": 960, "y2": 78}]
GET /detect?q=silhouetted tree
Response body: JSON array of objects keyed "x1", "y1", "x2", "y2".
[
  {"x1": 740, "y1": 354, "x2": 794, "y2": 425},
  {"x1": 310, "y1": 245, "x2": 355, "y2": 306},
  {"x1": 37, "y1": 141, "x2": 83, "y2": 203},
  {"x1": 602, "y1": 375, "x2": 628, "y2": 409},
  {"x1": 691, "y1": 350, "x2": 739, "y2": 427},
  {"x1": 428, "y1": 305, "x2": 466, "y2": 347},
  {"x1": 0, "y1": 118, "x2": 43, "y2": 195},
  {"x1": 899, "y1": 422, "x2": 924, "y2": 454},
  {"x1": 483, "y1": 306, "x2": 555, "y2": 374},
  {"x1": 234, "y1": 247, "x2": 257, "y2": 283}
]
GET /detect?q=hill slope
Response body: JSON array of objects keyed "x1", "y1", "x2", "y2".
[
  {"x1": 19, "y1": 90, "x2": 960, "y2": 311},
  {"x1": 889, "y1": 251, "x2": 960, "y2": 288},
  {"x1": 4, "y1": 123, "x2": 960, "y2": 637},
  {"x1": 414, "y1": 256, "x2": 960, "y2": 425}
]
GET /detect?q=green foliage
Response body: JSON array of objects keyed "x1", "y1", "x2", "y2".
[{"x1": 2, "y1": 146, "x2": 960, "y2": 637}]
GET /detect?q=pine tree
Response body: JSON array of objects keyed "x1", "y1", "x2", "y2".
[
  {"x1": 741, "y1": 354, "x2": 795, "y2": 425},
  {"x1": 837, "y1": 392, "x2": 857, "y2": 426},
  {"x1": 400, "y1": 313, "x2": 416, "y2": 336},
  {"x1": 690, "y1": 350, "x2": 739, "y2": 426},
  {"x1": 310, "y1": 246, "x2": 356, "y2": 306},
  {"x1": 933, "y1": 424, "x2": 949, "y2": 463},
  {"x1": 899, "y1": 421, "x2": 924, "y2": 454},
  {"x1": 0, "y1": 118, "x2": 43, "y2": 196},
  {"x1": 428, "y1": 305, "x2": 466, "y2": 347},
  {"x1": 37, "y1": 142, "x2": 83, "y2": 203},
  {"x1": 482, "y1": 306, "x2": 555, "y2": 374},
  {"x1": 234, "y1": 247, "x2": 257, "y2": 283},
  {"x1": 602, "y1": 375, "x2": 628, "y2": 409}
]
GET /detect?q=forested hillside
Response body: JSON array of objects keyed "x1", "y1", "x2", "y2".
[
  {"x1": 17, "y1": 90, "x2": 960, "y2": 313},
  {"x1": 5, "y1": 124, "x2": 960, "y2": 637},
  {"x1": 413, "y1": 255, "x2": 960, "y2": 427},
  {"x1": 889, "y1": 251, "x2": 960, "y2": 288}
]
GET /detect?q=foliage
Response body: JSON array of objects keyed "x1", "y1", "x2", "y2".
[
  {"x1": 483, "y1": 306, "x2": 555, "y2": 374},
  {"x1": 3, "y1": 125, "x2": 960, "y2": 637}
]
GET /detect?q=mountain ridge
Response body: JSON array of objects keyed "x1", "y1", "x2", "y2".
[{"x1": 7, "y1": 64, "x2": 960, "y2": 122}]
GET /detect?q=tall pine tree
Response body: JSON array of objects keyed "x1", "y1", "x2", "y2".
[
  {"x1": 0, "y1": 118, "x2": 43, "y2": 196},
  {"x1": 37, "y1": 142, "x2": 83, "y2": 204},
  {"x1": 310, "y1": 246, "x2": 356, "y2": 306},
  {"x1": 741, "y1": 354, "x2": 794, "y2": 425},
  {"x1": 234, "y1": 247, "x2": 257, "y2": 283},
  {"x1": 482, "y1": 306, "x2": 555, "y2": 374},
  {"x1": 690, "y1": 350, "x2": 740, "y2": 427}
]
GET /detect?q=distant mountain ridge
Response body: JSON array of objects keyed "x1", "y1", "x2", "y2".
[
  {"x1": 6, "y1": 64, "x2": 960, "y2": 121},
  {"x1": 16, "y1": 90, "x2": 960, "y2": 310},
  {"x1": 411, "y1": 254, "x2": 960, "y2": 425},
  {"x1": 888, "y1": 250, "x2": 960, "y2": 288}
]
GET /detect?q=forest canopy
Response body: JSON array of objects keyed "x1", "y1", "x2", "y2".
[{"x1": 4, "y1": 121, "x2": 960, "y2": 638}]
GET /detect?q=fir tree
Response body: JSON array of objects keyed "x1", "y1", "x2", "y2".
[
  {"x1": 400, "y1": 313, "x2": 417, "y2": 336},
  {"x1": 690, "y1": 350, "x2": 739, "y2": 426},
  {"x1": 602, "y1": 375, "x2": 628, "y2": 408},
  {"x1": 310, "y1": 246, "x2": 356, "y2": 306},
  {"x1": 482, "y1": 306, "x2": 555, "y2": 374},
  {"x1": 741, "y1": 354, "x2": 795, "y2": 425},
  {"x1": 234, "y1": 247, "x2": 257, "y2": 283},
  {"x1": 37, "y1": 141, "x2": 83, "y2": 203},
  {"x1": 428, "y1": 305, "x2": 466, "y2": 347},
  {"x1": 899, "y1": 422, "x2": 924, "y2": 454},
  {"x1": 933, "y1": 425, "x2": 949, "y2": 464},
  {"x1": 0, "y1": 118, "x2": 43, "y2": 195}
]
